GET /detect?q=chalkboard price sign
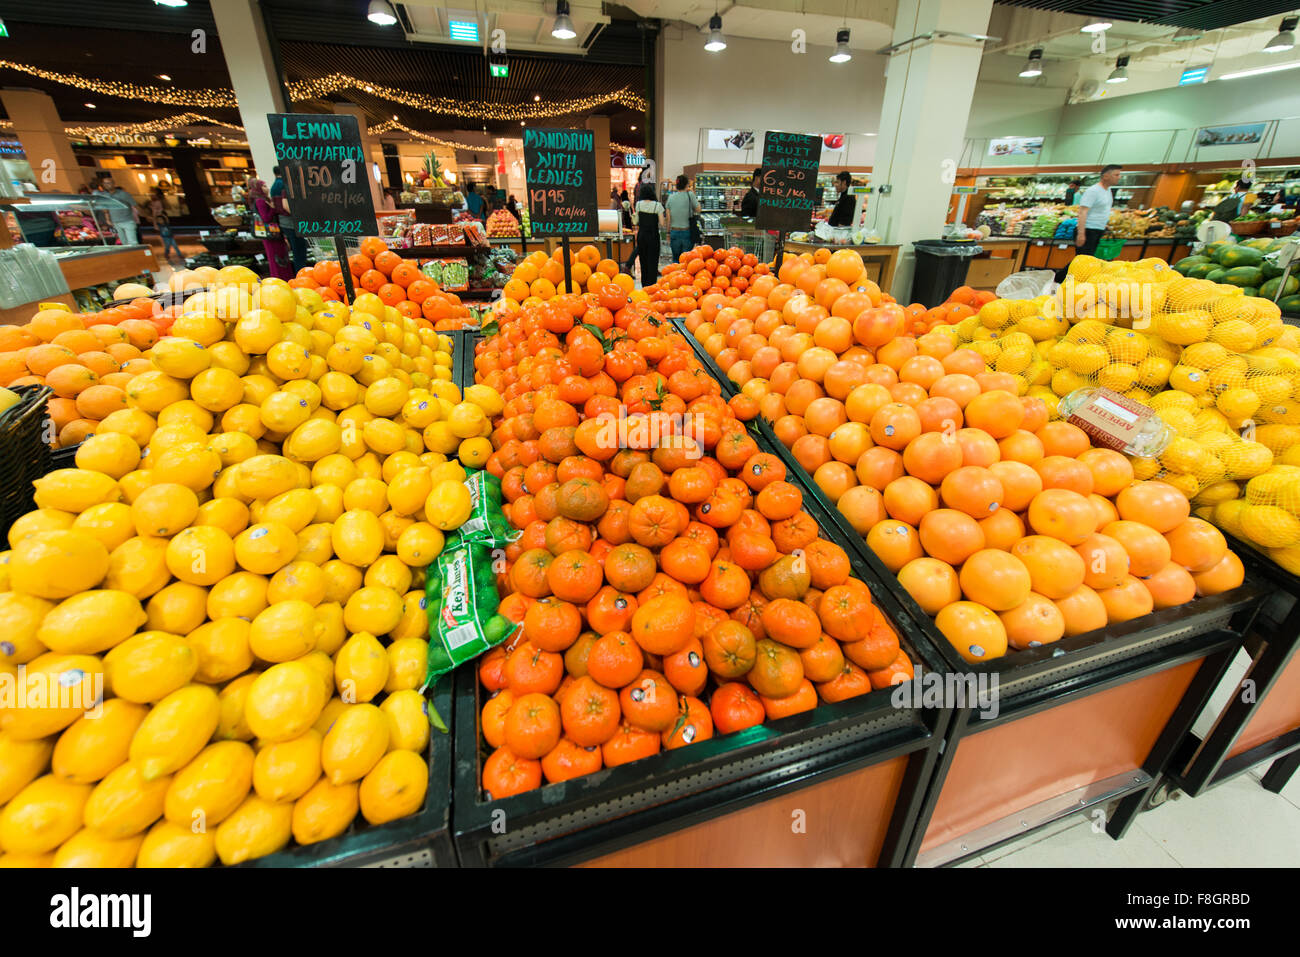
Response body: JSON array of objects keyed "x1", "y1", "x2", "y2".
[
  {"x1": 755, "y1": 131, "x2": 822, "y2": 233},
  {"x1": 266, "y1": 113, "x2": 379, "y2": 237},
  {"x1": 523, "y1": 127, "x2": 599, "y2": 236}
]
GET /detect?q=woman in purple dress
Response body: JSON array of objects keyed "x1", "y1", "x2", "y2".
[{"x1": 246, "y1": 178, "x2": 293, "y2": 280}]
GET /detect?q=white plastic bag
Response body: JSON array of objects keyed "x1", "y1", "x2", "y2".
[{"x1": 996, "y1": 269, "x2": 1058, "y2": 300}]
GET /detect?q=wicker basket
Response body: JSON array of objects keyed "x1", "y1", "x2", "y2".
[
  {"x1": 0, "y1": 385, "x2": 54, "y2": 539},
  {"x1": 1231, "y1": 219, "x2": 1267, "y2": 236}
]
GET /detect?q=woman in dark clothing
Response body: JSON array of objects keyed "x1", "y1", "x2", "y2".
[
  {"x1": 740, "y1": 168, "x2": 762, "y2": 218},
  {"x1": 632, "y1": 182, "x2": 664, "y2": 287},
  {"x1": 506, "y1": 195, "x2": 522, "y2": 222}
]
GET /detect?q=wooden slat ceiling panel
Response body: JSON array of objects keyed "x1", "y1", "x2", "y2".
[{"x1": 995, "y1": 0, "x2": 1299, "y2": 30}]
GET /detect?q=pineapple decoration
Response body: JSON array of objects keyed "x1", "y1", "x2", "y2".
[{"x1": 421, "y1": 152, "x2": 448, "y2": 189}]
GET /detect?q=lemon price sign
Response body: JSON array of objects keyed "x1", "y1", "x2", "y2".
[{"x1": 266, "y1": 113, "x2": 378, "y2": 238}]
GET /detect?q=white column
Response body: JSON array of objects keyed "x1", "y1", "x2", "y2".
[
  {"x1": 0, "y1": 90, "x2": 87, "y2": 193},
  {"x1": 331, "y1": 104, "x2": 386, "y2": 211},
  {"x1": 870, "y1": 0, "x2": 993, "y2": 299},
  {"x1": 210, "y1": 0, "x2": 286, "y2": 183}
]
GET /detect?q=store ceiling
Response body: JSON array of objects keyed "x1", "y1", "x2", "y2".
[{"x1": 996, "y1": 0, "x2": 1298, "y2": 31}]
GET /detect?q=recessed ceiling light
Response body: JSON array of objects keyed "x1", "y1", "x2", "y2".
[
  {"x1": 534, "y1": 94, "x2": 540, "y2": 101},
  {"x1": 157, "y1": 73, "x2": 172, "y2": 82},
  {"x1": 1081, "y1": 18, "x2": 1111, "y2": 33},
  {"x1": 630, "y1": 125, "x2": 637, "y2": 131},
  {"x1": 85, "y1": 102, "x2": 96, "y2": 109},
  {"x1": 1170, "y1": 26, "x2": 1202, "y2": 43},
  {"x1": 153, "y1": 0, "x2": 188, "y2": 7}
]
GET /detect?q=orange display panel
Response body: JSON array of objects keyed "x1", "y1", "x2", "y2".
[
  {"x1": 921, "y1": 659, "x2": 1203, "y2": 851},
  {"x1": 581, "y1": 755, "x2": 908, "y2": 868},
  {"x1": 1227, "y1": 650, "x2": 1300, "y2": 759}
]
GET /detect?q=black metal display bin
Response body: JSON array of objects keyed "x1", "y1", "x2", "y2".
[
  {"x1": 1162, "y1": 534, "x2": 1300, "y2": 799},
  {"x1": 242, "y1": 676, "x2": 457, "y2": 868},
  {"x1": 669, "y1": 316, "x2": 1270, "y2": 866},
  {"x1": 451, "y1": 324, "x2": 952, "y2": 868}
]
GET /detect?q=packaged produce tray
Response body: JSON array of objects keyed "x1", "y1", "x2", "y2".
[
  {"x1": 452, "y1": 334, "x2": 950, "y2": 867},
  {"x1": 242, "y1": 677, "x2": 456, "y2": 868},
  {"x1": 669, "y1": 317, "x2": 1268, "y2": 703}
]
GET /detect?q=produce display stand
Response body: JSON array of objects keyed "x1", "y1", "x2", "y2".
[
  {"x1": 1019, "y1": 236, "x2": 1190, "y2": 272},
  {"x1": 669, "y1": 316, "x2": 1269, "y2": 867},
  {"x1": 452, "y1": 331, "x2": 952, "y2": 868},
  {"x1": 1161, "y1": 535, "x2": 1300, "y2": 799},
  {"x1": 242, "y1": 677, "x2": 457, "y2": 868}
]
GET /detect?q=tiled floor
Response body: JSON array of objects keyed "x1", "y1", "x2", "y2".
[{"x1": 953, "y1": 650, "x2": 1300, "y2": 867}]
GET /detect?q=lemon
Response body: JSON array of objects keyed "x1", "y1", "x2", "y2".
[
  {"x1": 104, "y1": 631, "x2": 197, "y2": 703},
  {"x1": 289, "y1": 777, "x2": 357, "y2": 846},
  {"x1": 401, "y1": 394, "x2": 441, "y2": 428},
  {"x1": 332, "y1": 510, "x2": 384, "y2": 567},
  {"x1": 252, "y1": 729, "x2": 322, "y2": 803},
  {"x1": 248, "y1": 600, "x2": 319, "y2": 663},
  {"x1": 38, "y1": 589, "x2": 146, "y2": 655},
  {"x1": 266, "y1": 340, "x2": 311, "y2": 381},
  {"x1": 9, "y1": 529, "x2": 111, "y2": 601},
  {"x1": 187, "y1": 617, "x2": 253, "y2": 684},
  {"x1": 162, "y1": 740, "x2": 254, "y2": 829},
  {"x1": 104, "y1": 536, "x2": 170, "y2": 599},
  {"x1": 245, "y1": 661, "x2": 326, "y2": 743},
  {"x1": 385, "y1": 467, "x2": 432, "y2": 516},
  {"x1": 321, "y1": 703, "x2": 390, "y2": 785},
  {"x1": 162, "y1": 526, "x2": 235, "y2": 587},
  {"x1": 1135, "y1": 356, "x2": 1173, "y2": 390},
  {"x1": 446, "y1": 402, "x2": 486, "y2": 439},
  {"x1": 364, "y1": 377, "x2": 409, "y2": 417},
  {"x1": 1169, "y1": 365, "x2": 1209, "y2": 397},
  {"x1": 134, "y1": 819, "x2": 215, "y2": 868},
  {"x1": 0, "y1": 654, "x2": 104, "y2": 741},
  {"x1": 233, "y1": 310, "x2": 284, "y2": 354},
  {"x1": 334, "y1": 632, "x2": 388, "y2": 704},
  {"x1": 1241, "y1": 504, "x2": 1300, "y2": 548},
  {"x1": 189, "y1": 367, "x2": 244, "y2": 413},
  {"x1": 262, "y1": 488, "x2": 319, "y2": 532},
  {"x1": 129, "y1": 483, "x2": 197, "y2": 538},
  {"x1": 83, "y1": 761, "x2": 171, "y2": 839},
  {"x1": 458, "y1": 436, "x2": 492, "y2": 469},
  {"x1": 359, "y1": 750, "x2": 427, "y2": 825},
  {"x1": 362, "y1": 556, "x2": 411, "y2": 594},
  {"x1": 215, "y1": 672, "x2": 259, "y2": 743},
  {"x1": 381, "y1": 689, "x2": 431, "y2": 753},
  {"x1": 262, "y1": 559, "x2": 325, "y2": 605},
  {"x1": 32, "y1": 469, "x2": 119, "y2": 514},
  {"x1": 205, "y1": 572, "x2": 268, "y2": 621},
  {"x1": 0, "y1": 775, "x2": 92, "y2": 854},
  {"x1": 214, "y1": 794, "x2": 293, "y2": 865},
  {"x1": 343, "y1": 586, "x2": 404, "y2": 636},
  {"x1": 425, "y1": 479, "x2": 472, "y2": 530},
  {"x1": 234, "y1": 522, "x2": 299, "y2": 575},
  {"x1": 50, "y1": 827, "x2": 142, "y2": 867},
  {"x1": 207, "y1": 340, "x2": 251, "y2": 376},
  {"x1": 396, "y1": 522, "x2": 443, "y2": 566},
  {"x1": 311, "y1": 453, "x2": 358, "y2": 489},
  {"x1": 0, "y1": 592, "x2": 55, "y2": 665},
  {"x1": 385, "y1": 635, "x2": 428, "y2": 692},
  {"x1": 221, "y1": 404, "x2": 267, "y2": 440},
  {"x1": 127, "y1": 372, "x2": 190, "y2": 414},
  {"x1": 97, "y1": 408, "x2": 157, "y2": 447},
  {"x1": 321, "y1": 559, "x2": 364, "y2": 604},
  {"x1": 151, "y1": 337, "x2": 211, "y2": 378},
  {"x1": 283, "y1": 418, "x2": 342, "y2": 463},
  {"x1": 236, "y1": 454, "x2": 298, "y2": 500},
  {"x1": 0, "y1": 734, "x2": 55, "y2": 804},
  {"x1": 362, "y1": 418, "x2": 405, "y2": 455},
  {"x1": 463, "y1": 384, "x2": 504, "y2": 417},
  {"x1": 129, "y1": 684, "x2": 221, "y2": 781},
  {"x1": 51, "y1": 699, "x2": 147, "y2": 785},
  {"x1": 194, "y1": 497, "x2": 250, "y2": 539},
  {"x1": 1220, "y1": 441, "x2": 1274, "y2": 480},
  {"x1": 72, "y1": 432, "x2": 140, "y2": 480},
  {"x1": 71, "y1": 501, "x2": 135, "y2": 552},
  {"x1": 296, "y1": 521, "x2": 335, "y2": 563}
]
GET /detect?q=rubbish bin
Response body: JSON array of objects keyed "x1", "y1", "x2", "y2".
[{"x1": 909, "y1": 240, "x2": 984, "y2": 308}]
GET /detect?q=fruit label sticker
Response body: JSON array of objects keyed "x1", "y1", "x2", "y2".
[
  {"x1": 756, "y1": 131, "x2": 822, "y2": 232},
  {"x1": 1066, "y1": 387, "x2": 1148, "y2": 452},
  {"x1": 266, "y1": 113, "x2": 379, "y2": 237},
  {"x1": 523, "y1": 127, "x2": 599, "y2": 236}
]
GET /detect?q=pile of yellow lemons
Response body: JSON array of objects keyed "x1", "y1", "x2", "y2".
[
  {"x1": 951, "y1": 254, "x2": 1300, "y2": 562},
  {"x1": 0, "y1": 275, "x2": 502, "y2": 867}
]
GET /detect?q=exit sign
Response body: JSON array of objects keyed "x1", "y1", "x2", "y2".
[
  {"x1": 489, "y1": 62, "x2": 508, "y2": 78},
  {"x1": 0, "y1": 19, "x2": 8, "y2": 37}
]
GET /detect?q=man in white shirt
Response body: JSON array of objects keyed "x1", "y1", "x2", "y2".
[{"x1": 1074, "y1": 164, "x2": 1122, "y2": 258}]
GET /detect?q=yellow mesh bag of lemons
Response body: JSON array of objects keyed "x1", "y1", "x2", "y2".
[{"x1": 0, "y1": 276, "x2": 501, "y2": 867}]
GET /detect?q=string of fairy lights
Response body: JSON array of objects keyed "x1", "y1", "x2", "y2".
[
  {"x1": 369, "y1": 118, "x2": 644, "y2": 156},
  {"x1": 0, "y1": 59, "x2": 647, "y2": 123},
  {"x1": 61, "y1": 113, "x2": 246, "y2": 136}
]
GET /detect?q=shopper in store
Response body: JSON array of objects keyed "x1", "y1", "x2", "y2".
[
  {"x1": 1210, "y1": 180, "x2": 1252, "y2": 222},
  {"x1": 828, "y1": 170, "x2": 856, "y2": 227},
  {"x1": 1063, "y1": 179, "x2": 1083, "y2": 205},
  {"x1": 1074, "y1": 164, "x2": 1122, "y2": 257},
  {"x1": 631, "y1": 181, "x2": 665, "y2": 287},
  {"x1": 506, "y1": 195, "x2": 522, "y2": 222},
  {"x1": 740, "y1": 168, "x2": 762, "y2": 218},
  {"x1": 465, "y1": 183, "x2": 486, "y2": 221},
  {"x1": 246, "y1": 178, "x2": 293, "y2": 280},
  {"x1": 97, "y1": 174, "x2": 141, "y2": 246},
  {"x1": 665, "y1": 175, "x2": 701, "y2": 263},
  {"x1": 147, "y1": 188, "x2": 184, "y2": 266},
  {"x1": 269, "y1": 166, "x2": 308, "y2": 274}
]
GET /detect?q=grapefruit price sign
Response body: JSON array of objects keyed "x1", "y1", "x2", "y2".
[
  {"x1": 523, "y1": 127, "x2": 599, "y2": 236},
  {"x1": 266, "y1": 113, "x2": 378, "y2": 237},
  {"x1": 756, "y1": 131, "x2": 822, "y2": 233}
]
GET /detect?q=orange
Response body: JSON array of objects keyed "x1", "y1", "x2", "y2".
[
  {"x1": 897, "y1": 557, "x2": 961, "y2": 615},
  {"x1": 1102, "y1": 520, "x2": 1172, "y2": 578},
  {"x1": 1055, "y1": 585, "x2": 1108, "y2": 636},
  {"x1": 940, "y1": 466, "x2": 1003, "y2": 518},
  {"x1": 963, "y1": 390, "x2": 1023, "y2": 438},
  {"x1": 1115, "y1": 481, "x2": 1190, "y2": 534},
  {"x1": 958, "y1": 549, "x2": 1032, "y2": 611},
  {"x1": 999, "y1": 592, "x2": 1066, "y2": 650},
  {"x1": 934, "y1": 601, "x2": 1008, "y2": 664},
  {"x1": 1097, "y1": 575, "x2": 1155, "y2": 623},
  {"x1": 1010, "y1": 536, "x2": 1086, "y2": 599},
  {"x1": 1164, "y1": 518, "x2": 1227, "y2": 573},
  {"x1": 1026, "y1": 489, "x2": 1097, "y2": 546},
  {"x1": 865, "y1": 519, "x2": 923, "y2": 572},
  {"x1": 918, "y1": 509, "x2": 985, "y2": 565}
]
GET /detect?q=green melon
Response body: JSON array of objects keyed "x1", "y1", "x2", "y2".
[
  {"x1": 1222, "y1": 266, "x2": 1264, "y2": 287},
  {"x1": 1215, "y1": 245, "x2": 1265, "y2": 268}
]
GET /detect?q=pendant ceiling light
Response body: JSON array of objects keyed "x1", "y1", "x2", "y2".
[
  {"x1": 1263, "y1": 17, "x2": 1298, "y2": 54},
  {"x1": 1107, "y1": 54, "x2": 1130, "y2": 83},
  {"x1": 704, "y1": 13, "x2": 727, "y2": 52},
  {"x1": 552, "y1": 0, "x2": 577, "y2": 40},
  {"x1": 1081, "y1": 18, "x2": 1112, "y2": 33},
  {"x1": 829, "y1": 28, "x2": 852, "y2": 63},
  {"x1": 1019, "y1": 48, "x2": 1043, "y2": 77},
  {"x1": 367, "y1": 0, "x2": 398, "y2": 26}
]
